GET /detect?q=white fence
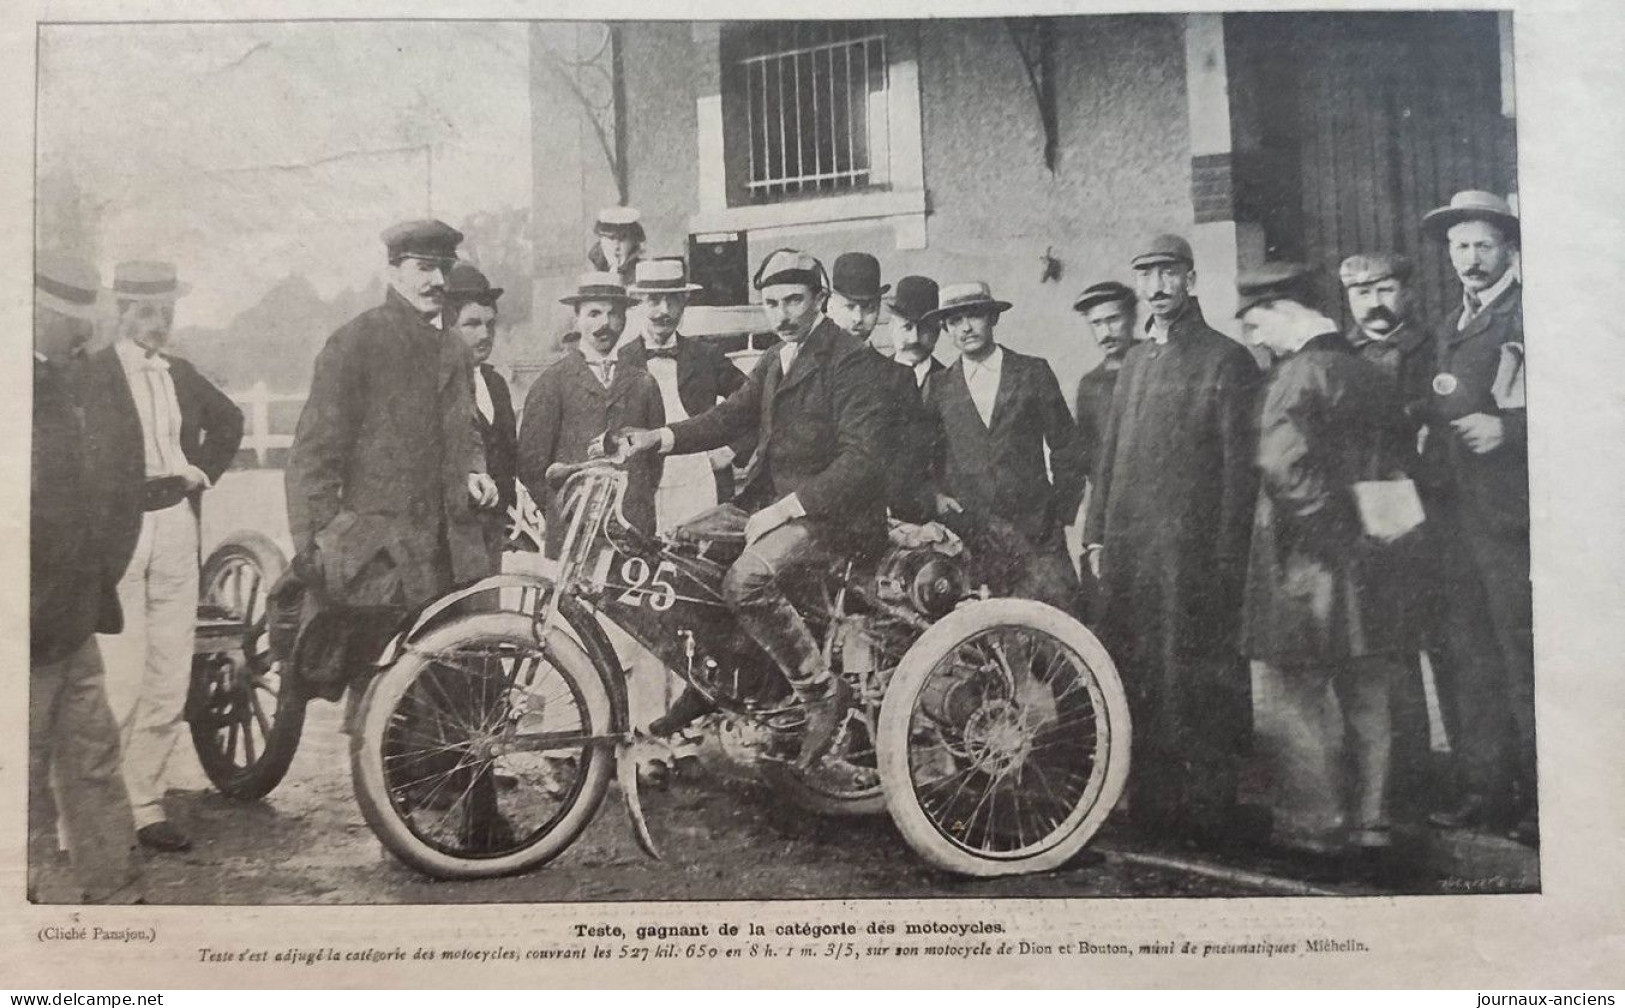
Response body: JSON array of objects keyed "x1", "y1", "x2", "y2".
[{"x1": 229, "y1": 381, "x2": 304, "y2": 469}]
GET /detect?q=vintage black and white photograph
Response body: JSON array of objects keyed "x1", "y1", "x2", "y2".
[{"x1": 27, "y1": 10, "x2": 1536, "y2": 907}]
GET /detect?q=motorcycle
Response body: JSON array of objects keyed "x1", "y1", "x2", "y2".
[{"x1": 345, "y1": 453, "x2": 1132, "y2": 879}]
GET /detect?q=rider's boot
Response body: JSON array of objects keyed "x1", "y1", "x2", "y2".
[
  {"x1": 797, "y1": 676, "x2": 853, "y2": 769},
  {"x1": 647, "y1": 685, "x2": 717, "y2": 738}
]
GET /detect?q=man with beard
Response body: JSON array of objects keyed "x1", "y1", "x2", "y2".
[
  {"x1": 619, "y1": 250, "x2": 887, "y2": 766},
  {"x1": 924, "y1": 282, "x2": 1086, "y2": 612},
  {"x1": 1416, "y1": 191, "x2": 1534, "y2": 846},
  {"x1": 446, "y1": 262, "x2": 517, "y2": 563},
  {"x1": 30, "y1": 254, "x2": 144, "y2": 903},
  {"x1": 1235, "y1": 263, "x2": 1419, "y2": 870},
  {"x1": 519, "y1": 272, "x2": 664, "y2": 558},
  {"x1": 90, "y1": 260, "x2": 243, "y2": 854},
  {"x1": 1083, "y1": 233, "x2": 1263, "y2": 846},
  {"x1": 618, "y1": 257, "x2": 751, "y2": 523}
]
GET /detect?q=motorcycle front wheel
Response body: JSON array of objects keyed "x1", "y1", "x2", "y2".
[
  {"x1": 350, "y1": 612, "x2": 615, "y2": 880},
  {"x1": 877, "y1": 598, "x2": 1131, "y2": 877}
]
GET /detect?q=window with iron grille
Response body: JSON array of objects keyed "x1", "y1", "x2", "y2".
[{"x1": 722, "y1": 22, "x2": 891, "y2": 205}]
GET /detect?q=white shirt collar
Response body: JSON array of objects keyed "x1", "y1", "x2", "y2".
[
  {"x1": 963, "y1": 344, "x2": 1004, "y2": 373},
  {"x1": 1466, "y1": 268, "x2": 1518, "y2": 314},
  {"x1": 578, "y1": 343, "x2": 616, "y2": 367},
  {"x1": 643, "y1": 328, "x2": 680, "y2": 351}
]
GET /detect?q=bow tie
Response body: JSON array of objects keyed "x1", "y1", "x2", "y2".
[{"x1": 645, "y1": 345, "x2": 678, "y2": 360}]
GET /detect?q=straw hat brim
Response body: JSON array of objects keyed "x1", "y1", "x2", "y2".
[
  {"x1": 109, "y1": 282, "x2": 191, "y2": 303},
  {"x1": 1422, "y1": 206, "x2": 1520, "y2": 241},
  {"x1": 920, "y1": 298, "x2": 1011, "y2": 325},
  {"x1": 560, "y1": 293, "x2": 639, "y2": 307},
  {"x1": 627, "y1": 282, "x2": 703, "y2": 296},
  {"x1": 36, "y1": 289, "x2": 100, "y2": 320}
]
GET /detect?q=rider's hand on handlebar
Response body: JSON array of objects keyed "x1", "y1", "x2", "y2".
[{"x1": 618, "y1": 427, "x2": 664, "y2": 458}]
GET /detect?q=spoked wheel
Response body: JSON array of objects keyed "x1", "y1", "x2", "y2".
[
  {"x1": 877, "y1": 599, "x2": 1131, "y2": 876},
  {"x1": 350, "y1": 613, "x2": 615, "y2": 879},
  {"x1": 189, "y1": 535, "x2": 306, "y2": 800}
]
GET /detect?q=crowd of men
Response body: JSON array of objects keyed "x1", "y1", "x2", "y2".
[{"x1": 29, "y1": 187, "x2": 1530, "y2": 902}]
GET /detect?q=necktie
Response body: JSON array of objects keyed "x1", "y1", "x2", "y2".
[
  {"x1": 596, "y1": 360, "x2": 614, "y2": 387},
  {"x1": 1462, "y1": 291, "x2": 1483, "y2": 328}
]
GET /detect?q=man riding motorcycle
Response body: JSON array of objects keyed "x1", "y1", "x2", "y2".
[{"x1": 619, "y1": 249, "x2": 891, "y2": 767}]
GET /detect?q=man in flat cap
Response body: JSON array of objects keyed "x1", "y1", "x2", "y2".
[
  {"x1": 286, "y1": 220, "x2": 497, "y2": 679},
  {"x1": 29, "y1": 254, "x2": 144, "y2": 902},
  {"x1": 445, "y1": 262, "x2": 518, "y2": 563},
  {"x1": 519, "y1": 272, "x2": 665, "y2": 557},
  {"x1": 620, "y1": 249, "x2": 888, "y2": 766},
  {"x1": 1416, "y1": 190, "x2": 1534, "y2": 845},
  {"x1": 588, "y1": 206, "x2": 646, "y2": 289},
  {"x1": 1234, "y1": 264, "x2": 1420, "y2": 870},
  {"x1": 1070, "y1": 280, "x2": 1138, "y2": 618},
  {"x1": 1083, "y1": 233, "x2": 1263, "y2": 846},
  {"x1": 85, "y1": 259, "x2": 242, "y2": 854},
  {"x1": 924, "y1": 282, "x2": 1086, "y2": 611},
  {"x1": 618, "y1": 257, "x2": 751, "y2": 526}
]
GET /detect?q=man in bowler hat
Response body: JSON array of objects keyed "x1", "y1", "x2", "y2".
[
  {"x1": 30, "y1": 254, "x2": 144, "y2": 902},
  {"x1": 89, "y1": 259, "x2": 243, "y2": 854},
  {"x1": 1416, "y1": 191, "x2": 1535, "y2": 845},
  {"x1": 445, "y1": 262, "x2": 517, "y2": 563}
]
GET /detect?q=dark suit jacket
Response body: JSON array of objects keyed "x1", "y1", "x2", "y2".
[
  {"x1": 668, "y1": 316, "x2": 888, "y2": 543},
  {"x1": 84, "y1": 344, "x2": 244, "y2": 516},
  {"x1": 32, "y1": 357, "x2": 143, "y2": 662},
  {"x1": 475, "y1": 364, "x2": 519, "y2": 514},
  {"x1": 1419, "y1": 282, "x2": 1527, "y2": 535},
  {"x1": 618, "y1": 332, "x2": 753, "y2": 499},
  {"x1": 881, "y1": 352, "x2": 945, "y2": 524},
  {"x1": 927, "y1": 345, "x2": 1087, "y2": 545},
  {"x1": 518, "y1": 351, "x2": 665, "y2": 556},
  {"x1": 286, "y1": 289, "x2": 492, "y2": 607}
]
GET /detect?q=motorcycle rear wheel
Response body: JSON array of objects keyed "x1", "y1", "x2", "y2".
[
  {"x1": 350, "y1": 612, "x2": 615, "y2": 880},
  {"x1": 877, "y1": 598, "x2": 1131, "y2": 877}
]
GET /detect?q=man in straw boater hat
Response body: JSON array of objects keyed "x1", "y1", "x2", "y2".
[
  {"x1": 921, "y1": 281, "x2": 1087, "y2": 611},
  {"x1": 619, "y1": 249, "x2": 888, "y2": 767},
  {"x1": 29, "y1": 254, "x2": 145, "y2": 902},
  {"x1": 285, "y1": 221, "x2": 498, "y2": 712},
  {"x1": 618, "y1": 256, "x2": 752, "y2": 523},
  {"x1": 518, "y1": 271, "x2": 664, "y2": 558},
  {"x1": 1232, "y1": 262, "x2": 1421, "y2": 875},
  {"x1": 444, "y1": 261, "x2": 518, "y2": 564},
  {"x1": 1414, "y1": 190, "x2": 1535, "y2": 846},
  {"x1": 85, "y1": 259, "x2": 242, "y2": 855},
  {"x1": 1082, "y1": 233, "x2": 1264, "y2": 848}
]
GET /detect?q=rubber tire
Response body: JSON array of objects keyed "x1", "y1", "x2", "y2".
[
  {"x1": 350, "y1": 612, "x2": 615, "y2": 880},
  {"x1": 876, "y1": 598, "x2": 1132, "y2": 877},
  {"x1": 191, "y1": 534, "x2": 305, "y2": 801}
]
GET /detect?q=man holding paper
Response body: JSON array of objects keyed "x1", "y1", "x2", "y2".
[{"x1": 1234, "y1": 263, "x2": 1421, "y2": 870}]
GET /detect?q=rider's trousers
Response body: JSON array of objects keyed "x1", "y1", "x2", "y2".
[{"x1": 722, "y1": 517, "x2": 838, "y2": 702}]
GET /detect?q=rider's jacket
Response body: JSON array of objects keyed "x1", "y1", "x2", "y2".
[{"x1": 667, "y1": 317, "x2": 890, "y2": 544}]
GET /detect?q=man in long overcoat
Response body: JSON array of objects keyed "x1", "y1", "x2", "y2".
[
  {"x1": 924, "y1": 282, "x2": 1086, "y2": 611},
  {"x1": 1415, "y1": 191, "x2": 1534, "y2": 845},
  {"x1": 1235, "y1": 266, "x2": 1420, "y2": 863},
  {"x1": 621, "y1": 250, "x2": 889, "y2": 765},
  {"x1": 1082, "y1": 234, "x2": 1263, "y2": 843},
  {"x1": 286, "y1": 219, "x2": 496, "y2": 615},
  {"x1": 518, "y1": 272, "x2": 664, "y2": 557},
  {"x1": 29, "y1": 254, "x2": 144, "y2": 903}
]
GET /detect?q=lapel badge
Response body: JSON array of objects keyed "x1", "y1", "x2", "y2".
[{"x1": 1432, "y1": 372, "x2": 1459, "y2": 396}]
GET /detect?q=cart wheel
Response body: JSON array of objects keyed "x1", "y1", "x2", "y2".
[
  {"x1": 877, "y1": 598, "x2": 1131, "y2": 876},
  {"x1": 189, "y1": 534, "x2": 307, "y2": 800},
  {"x1": 350, "y1": 613, "x2": 615, "y2": 879}
]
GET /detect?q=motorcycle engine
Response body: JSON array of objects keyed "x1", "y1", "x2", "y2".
[{"x1": 873, "y1": 542, "x2": 969, "y2": 619}]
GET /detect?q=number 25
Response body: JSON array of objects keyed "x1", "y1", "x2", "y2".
[{"x1": 617, "y1": 557, "x2": 677, "y2": 611}]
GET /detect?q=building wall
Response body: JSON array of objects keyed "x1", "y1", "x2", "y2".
[{"x1": 618, "y1": 15, "x2": 1199, "y2": 396}]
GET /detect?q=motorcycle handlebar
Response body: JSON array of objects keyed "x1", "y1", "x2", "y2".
[{"x1": 544, "y1": 449, "x2": 630, "y2": 488}]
